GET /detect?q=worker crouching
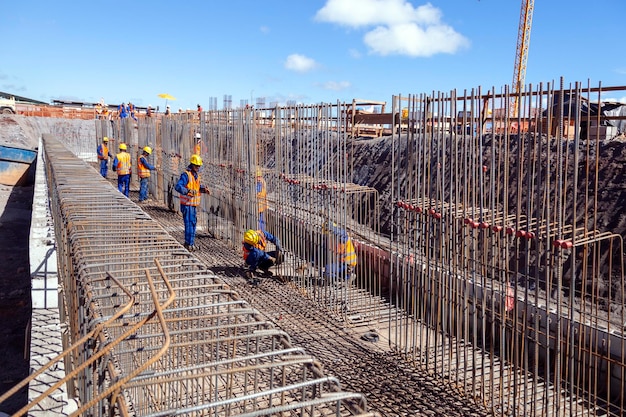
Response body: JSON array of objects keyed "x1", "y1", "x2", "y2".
[{"x1": 242, "y1": 229, "x2": 283, "y2": 283}]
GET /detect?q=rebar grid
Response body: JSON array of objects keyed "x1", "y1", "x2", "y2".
[
  {"x1": 131, "y1": 82, "x2": 623, "y2": 416},
  {"x1": 1, "y1": 137, "x2": 374, "y2": 416},
  {"x1": 390, "y1": 81, "x2": 626, "y2": 416},
  {"x1": 29, "y1": 80, "x2": 626, "y2": 416}
]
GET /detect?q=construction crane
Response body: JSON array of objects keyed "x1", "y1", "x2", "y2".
[
  {"x1": 511, "y1": 0, "x2": 534, "y2": 117},
  {"x1": 480, "y1": 0, "x2": 534, "y2": 129}
]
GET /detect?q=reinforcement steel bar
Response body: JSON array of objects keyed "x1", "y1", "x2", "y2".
[
  {"x1": 0, "y1": 136, "x2": 377, "y2": 416},
  {"x1": 18, "y1": 80, "x2": 626, "y2": 416},
  {"x1": 390, "y1": 81, "x2": 626, "y2": 416}
]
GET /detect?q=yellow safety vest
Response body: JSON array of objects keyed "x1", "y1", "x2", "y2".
[
  {"x1": 336, "y1": 238, "x2": 357, "y2": 267},
  {"x1": 257, "y1": 176, "x2": 268, "y2": 213},
  {"x1": 98, "y1": 144, "x2": 108, "y2": 160},
  {"x1": 179, "y1": 170, "x2": 201, "y2": 206},
  {"x1": 116, "y1": 152, "x2": 131, "y2": 175}
]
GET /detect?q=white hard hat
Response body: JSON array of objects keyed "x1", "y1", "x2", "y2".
[{"x1": 195, "y1": 133, "x2": 201, "y2": 139}]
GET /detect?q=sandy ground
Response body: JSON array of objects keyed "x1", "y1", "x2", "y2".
[{"x1": 0, "y1": 183, "x2": 32, "y2": 414}]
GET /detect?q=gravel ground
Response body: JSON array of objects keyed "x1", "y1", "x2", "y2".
[{"x1": 139, "y1": 197, "x2": 492, "y2": 417}]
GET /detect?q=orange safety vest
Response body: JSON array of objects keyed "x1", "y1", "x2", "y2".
[
  {"x1": 179, "y1": 170, "x2": 201, "y2": 206},
  {"x1": 325, "y1": 223, "x2": 357, "y2": 267},
  {"x1": 242, "y1": 230, "x2": 267, "y2": 261},
  {"x1": 137, "y1": 156, "x2": 150, "y2": 178},
  {"x1": 257, "y1": 176, "x2": 268, "y2": 213},
  {"x1": 116, "y1": 152, "x2": 131, "y2": 175},
  {"x1": 337, "y1": 238, "x2": 357, "y2": 267},
  {"x1": 98, "y1": 144, "x2": 108, "y2": 160}
]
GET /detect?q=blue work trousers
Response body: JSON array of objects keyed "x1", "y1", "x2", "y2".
[
  {"x1": 99, "y1": 160, "x2": 108, "y2": 178},
  {"x1": 139, "y1": 177, "x2": 149, "y2": 201},
  {"x1": 324, "y1": 262, "x2": 351, "y2": 281},
  {"x1": 117, "y1": 174, "x2": 130, "y2": 197},
  {"x1": 180, "y1": 204, "x2": 197, "y2": 245},
  {"x1": 258, "y1": 211, "x2": 266, "y2": 233}
]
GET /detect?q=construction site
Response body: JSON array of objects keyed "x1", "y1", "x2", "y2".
[
  {"x1": 0, "y1": 76, "x2": 625, "y2": 417},
  {"x1": 2, "y1": 2, "x2": 626, "y2": 414}
]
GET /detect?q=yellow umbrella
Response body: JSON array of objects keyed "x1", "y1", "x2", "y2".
[{"x1": 158, "y1": 93, "x2": 176, "y2": 111}]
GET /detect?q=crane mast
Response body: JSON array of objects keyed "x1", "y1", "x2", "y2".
[{"x1": 511, "y1": 0, "x2": 534, "y2": 117}]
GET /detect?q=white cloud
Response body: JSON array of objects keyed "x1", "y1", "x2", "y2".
[
  {"x1": 602, "y1": 96, "x2": 626, "y2": 104},
  {"x1": 315, "y1": 0, "x2": 469, "y2": 57},
  {"x1": 319, "y1": 81, "x2": 352, "y2": 91},
  {"x1": 349, "y1": 48, "x2": 362, "y2": 59},
  {"x1": 284, "y1": 54, "x2": 319, "y2": 73},
  {"x1": 364, "y1": 22, "x2": 469, "y2": 57}
]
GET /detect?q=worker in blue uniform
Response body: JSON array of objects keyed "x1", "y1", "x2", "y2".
[
  {"x1": 175, "y1": 154, "x2": 210, "y2": 251},
  {"x1": 320, "y1": 221, "x2": 357, "y2": 283},
  {"x1": 97, "y1": 136, "x2": 113, "y2": 178},
  {"x1": 112, "y1": 143, "x2": 131, "y2": 197},
  {"x1": 137, "y1": 146, "x2": 156, "y2": 202},
  {"x1": 242, "y1": 229, "x2": 283, "y2": 280}
]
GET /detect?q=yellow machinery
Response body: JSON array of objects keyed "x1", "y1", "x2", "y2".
[{"x1": 511, "y1": 0, "x2": 535, "y2": 117}]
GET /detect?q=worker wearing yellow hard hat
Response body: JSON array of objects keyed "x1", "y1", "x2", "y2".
[
  {"x1": 97, "y1": 136, "x2": 113, "y2": 178},
  {"x1": 174, "y1": 154, "x2": 211, "y2": 251},
  {"x1": 137, "y1": 146, "x2": 156, "y2": 202},
  {"x1": 242, "y1": 228, "x2": 282, "y2": 284},
  {"x1": 112, "y1": 143, "x2": 131, "y2": 197}
]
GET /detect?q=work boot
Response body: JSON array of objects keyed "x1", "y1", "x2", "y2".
[
  {"x1": 184, "y1": 243, "x2": 192, "y2": 251},
  {"x1": 259, "y1": 268, "x2": 273, "y2": 277}
]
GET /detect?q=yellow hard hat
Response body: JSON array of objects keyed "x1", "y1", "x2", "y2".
[
  {"x1": 190, "y1": 154, "x2": 203, "y2": 166},
  {"x1": 119, "y1": 143, "x2": 127, "y2": 150},
  {"x1": 322, "y1": 221, "x2": 336, "y2": 234},
  {"x1": 243, "y1": 229, "x2": 259, "y2": 246},
  {"x1": 255, "y1": 168, "x2": 263, "y2": 177},
  {"x1": 103, "y1": 136, "x2": 109, "y2": 142},
  {"x1": 143, "y1": 146, "x2": 152, "y2": 155}
]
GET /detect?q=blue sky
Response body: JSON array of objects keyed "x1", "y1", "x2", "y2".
[{"x1": 1, "y1": 0, "x2": 625, "y2": 111}]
